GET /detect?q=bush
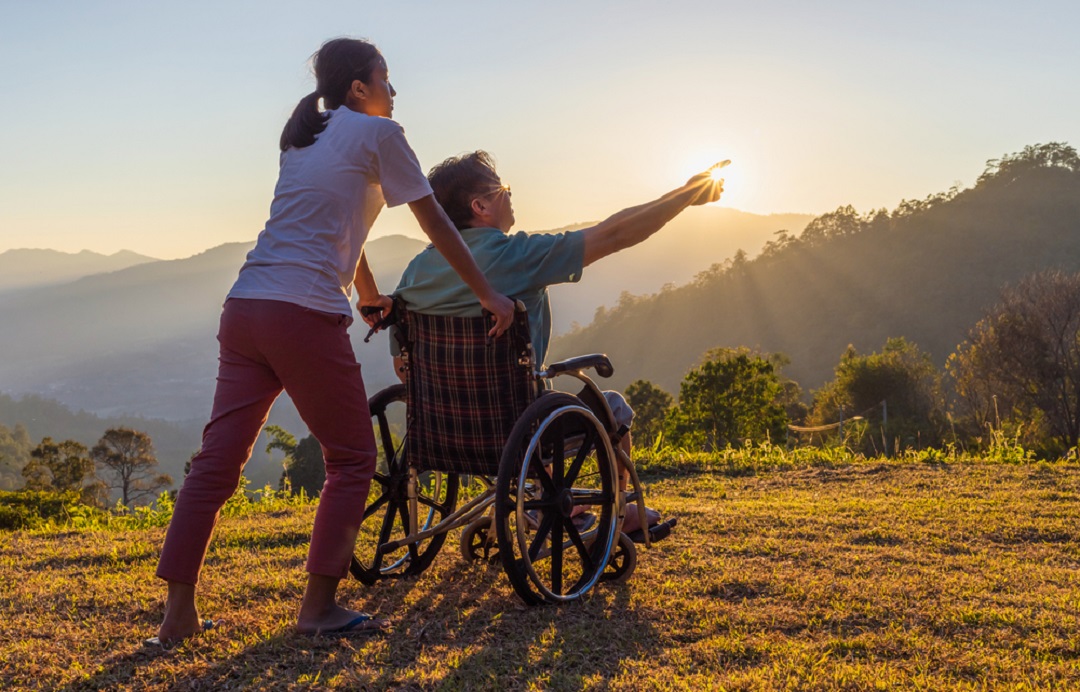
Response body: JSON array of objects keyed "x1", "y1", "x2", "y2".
[
  {"x1": 0, "y1": 504, "x2": 35, "y2": 530},
  {"x1": 0, "y1": 489, "x2": 85, "y2": 530}
]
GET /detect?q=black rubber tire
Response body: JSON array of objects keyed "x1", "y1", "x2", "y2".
[
  {"x1": 494, "y1": 392, "x2": 619, "y2": 605},
  {"x1": 601, "y1": 532, "x2": 638, "y2": 583},
  {"x1": 459, "y1": 515, "x2": 499, "y2": 563},
  {"x1": 349, "y1": 384, "x2": 459, "y2": 584}
]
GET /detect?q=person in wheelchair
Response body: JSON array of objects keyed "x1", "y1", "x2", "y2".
[{"x1": 363, "y1": 150, "x2": 723, "y2": 542}]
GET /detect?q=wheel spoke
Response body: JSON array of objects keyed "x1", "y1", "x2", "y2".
[
  {"x1": 564, "y1": 427, "x2": 596, "y2": 487},
  {"x1": 528, "y1": 512, "x2": 555, "y2": 559},
  {"x1": 393, "y1": 501, "x2": 419, "y2": 564},
  {"x1": 550, "y1": 418, "x2": 565, "y2": 490},
  {"x1": 529, "y1": 451, "x2": 557, "y2": 495},
  {"x1": 572, "y1": 490, "x2": 612, "y2": 507},
  {"x1": 551, "y1": 516, "x2": 564, "y2": 594},
  {"x1": 565, "y1": 520, "x2": 595, "y2": 570},
  {"x1": 416, "y1": 494, "x2": 452, "y2": 513},
  {"x1": 361, "y1": 491, "x2": 390, "y2": 520},
  {"x1": 375, "y1": 412, "x2": 397, "y2": 467}
]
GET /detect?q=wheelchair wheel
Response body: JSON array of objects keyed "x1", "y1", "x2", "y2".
[
  {"x1": 459, "y1": 516, "x2": 499, "y2": 563},
  {"x1": 349, "y1": 384, "x2": 459, "y2": 585},
  {"x1": 601, "y1": 532, "x2": 638, "y2": 583},
  {"x1": 495, "y1": 392, "x2": 620, "y2": 605}
]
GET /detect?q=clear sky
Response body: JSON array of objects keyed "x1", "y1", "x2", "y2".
[{"x1": 1, "y1": 0, "x2": 1077, "y2": 258}]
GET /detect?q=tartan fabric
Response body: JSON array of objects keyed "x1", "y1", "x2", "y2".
[{"x1": 403, "y1": 309, "x2": 537, "y2": 475}]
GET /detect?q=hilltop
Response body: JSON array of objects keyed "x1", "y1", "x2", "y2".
[{"x1": 0, "y1": 248, "x2": 158, "y2": 294}]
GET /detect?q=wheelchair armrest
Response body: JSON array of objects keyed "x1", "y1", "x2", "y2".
[{"x1": 543, "y1": 354, "x2": 614, "y2": 379}]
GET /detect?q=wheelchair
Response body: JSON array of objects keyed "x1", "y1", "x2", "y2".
[{"x1": 349, "y1": 302, "x2": 652, "y2": 605}]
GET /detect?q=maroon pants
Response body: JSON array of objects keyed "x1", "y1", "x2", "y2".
[{"x1": 157, "y1": 298, "x2": 377, "y2": 584}]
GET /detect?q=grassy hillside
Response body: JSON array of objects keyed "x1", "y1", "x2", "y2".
[
  {"x1": 2, "y1": 460, "x2": 1078, "y2": 689},
  {"x1": 551, "y1": 145, "x2": 1080, "y2": 395}
]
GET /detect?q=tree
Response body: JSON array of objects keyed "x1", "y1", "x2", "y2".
[
  {"x1": 0, "y1": 423, "x2": 32, "y2": 491},
  {"x1": 91, "y1": 428, "x2": 172, "y2": 507},
  {"x1": 280, "y1": 435, "x2": 325, "y2": 497},
  {"x1": 624, "y1": 380, "x2": 673, "y2": 447},
  {"x1": 977, "y1": 142, "x2": 1080, "y2": 187},
  {"x1": 664, "y1": 348, "x2": 790, "y2": 451},
  {"x1": 264, "y1": 424, "x2": 297, "y2": 460},
  {"x1": 22, "y1": 438, "x2": 107, "y2": 506},
  {"x1": 809, "y1": 338, "x2": 946, "y2": 454},
  {"x1": 948, "y1": 270, "x2": 1080, "y2": 455}
]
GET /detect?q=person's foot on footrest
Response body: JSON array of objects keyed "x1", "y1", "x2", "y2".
[{"x1": 626, "y1": 517, "x2": 678, "y2": 544}]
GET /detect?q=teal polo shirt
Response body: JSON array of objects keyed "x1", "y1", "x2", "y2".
[{"x1": 393, "y1": 226, "x2": 585, "y2": 365}]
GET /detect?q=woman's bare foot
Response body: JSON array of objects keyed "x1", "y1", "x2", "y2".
[
  {"x1": 296, "y1": 573, "x2": 389, "y2": 635},
  {"x1": 148, "y1": 581, "x2": 217, "y2": 647},
  {"x1": 296, "y1": 603, "x2": 388, "y2": 635}
]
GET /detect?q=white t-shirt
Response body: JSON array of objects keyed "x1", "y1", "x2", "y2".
[{"x1": 228, "y1": 108, "x2": 433, "y2": 315}]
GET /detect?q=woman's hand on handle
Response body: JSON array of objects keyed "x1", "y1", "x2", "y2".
[
  {"x1": 357, "y1": 294, "x2": 394, "y2": 329},
  {"x1": 480, "y1": 292, "x2": 515, "y2": 338}
]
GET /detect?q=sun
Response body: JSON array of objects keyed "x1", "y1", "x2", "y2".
[{"x1": 709, "y1": 159, "x2": 731, "y2": 182}]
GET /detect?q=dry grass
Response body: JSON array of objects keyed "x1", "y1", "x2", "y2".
[{"x1": 3, "y1": 461, "x2": 1080, "y2": 690}]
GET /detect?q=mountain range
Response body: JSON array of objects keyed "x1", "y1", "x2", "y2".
[{"x1": 0, "y1": 209, "x2": 802, "y2": 483}]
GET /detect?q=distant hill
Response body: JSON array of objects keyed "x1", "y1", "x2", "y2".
[
  {"x1": 0, "y1": 248, "x2": 157, "y2": 294},
  {"x1": 548, "y1": 208, "x2": 813, "y2": 333},
  {"x1": 0, "y1": 236, "x2": 427, "y2": 422},
  {"x1": 0, "y1": 208, "x2": 800, "y2": 422},
  {"x1": 551, "y1": 144, "x2": 1080, "y2": 397}
]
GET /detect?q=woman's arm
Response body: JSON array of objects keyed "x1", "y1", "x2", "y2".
[
  {"x1": 408, "y1": 195, "x2": 514, "y2": 337},
  {"x1": 353, "y1": 250, "x2": 392, "y2": 328},
  {"x1": 582, "y1": 171, "x2": 723, "y2": 267}
]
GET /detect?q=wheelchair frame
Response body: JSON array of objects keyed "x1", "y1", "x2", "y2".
[{"x1": 349, "y1": 305, "x2": 652, "y2": 605}]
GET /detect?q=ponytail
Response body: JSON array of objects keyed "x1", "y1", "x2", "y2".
[
  {"x1": 278, "y1": 38, "x2": 383, "y2": 152},
  {"x1": 279, "y1": 91, "x2": 327, "y2": 152}
]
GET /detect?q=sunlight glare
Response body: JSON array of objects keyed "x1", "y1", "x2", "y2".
[{"x1": 709, "y1": 160, "x2": 731, "y2": 182}]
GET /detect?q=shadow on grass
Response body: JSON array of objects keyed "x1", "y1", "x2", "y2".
[{"x1": 61, "y1": 560, "x2": 671, "y2": 690}]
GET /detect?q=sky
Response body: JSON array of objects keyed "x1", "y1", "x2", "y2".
[{"x1": 1, "y1": 0, "x2": 1078, "y2": 259}]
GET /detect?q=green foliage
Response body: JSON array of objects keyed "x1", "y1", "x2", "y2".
[
  {"x1": 948, "y1": 269, "x2": 1080, "y2": 456},
  {"x1": 264, "y1": 424, "x2": 297, "y2": 458},
  {"x1": 281, "y1": 435, "x2": 325, "y2": 497},
  {"x1": 634, "y1": 439, "x2": 862, "y2": 477},
  {"x1": 0, "y1": 422, "x2": 32, "y2": 491},
  {"x1": 0, "y1": 490, "x2": 96, "y2": 530},
  {"x1": 624, "y1": 379, "x2": 673, "y2": 447},
  {"x1": 809, "y1": 338, "x2": 947, "y2": 454},
  {"x1": 0, "y1": 391, "x2": 205, "y2": 486},
  {"x1": 22, "y1": 438, "x2": 102, "y2": 504},
  {"x1": 664, "y1": 348, "x2": 789, "y2": 451}
]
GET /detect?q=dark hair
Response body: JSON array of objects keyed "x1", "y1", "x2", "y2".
[
  {"x1": 427, "y1": 151, "x2": 502, "y2": 230},
  {"x1": 279, "y1": 38, "x2": 383, "y2": 152}
]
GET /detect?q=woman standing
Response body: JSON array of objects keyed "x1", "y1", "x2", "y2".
[{"x1": 151, "y1": 38, "x2": 513, "y2": 645}]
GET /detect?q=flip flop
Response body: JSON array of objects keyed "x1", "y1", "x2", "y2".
[
  {"x1": 143, "y1": 618, "x2": 220, "y2": 650},
  {"x1": 626, "y1": 517, "x2": 678, "y2": 544},
  {"x1": 311, "y1": 613, "x2": 389, "y2": 637}
]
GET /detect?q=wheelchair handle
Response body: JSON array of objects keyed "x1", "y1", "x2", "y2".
[{"x1": 361, "y1": 303, "x2": 400, "y2": 343}]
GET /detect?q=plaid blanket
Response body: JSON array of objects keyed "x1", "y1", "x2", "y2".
[{"x1": 403, "y1": 309, "x2": 538, "y2": 475}]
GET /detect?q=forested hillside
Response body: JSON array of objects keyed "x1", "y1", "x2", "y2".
[{"x1": 551, "y1": 144, "x2": 1080, "y2": 395}]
